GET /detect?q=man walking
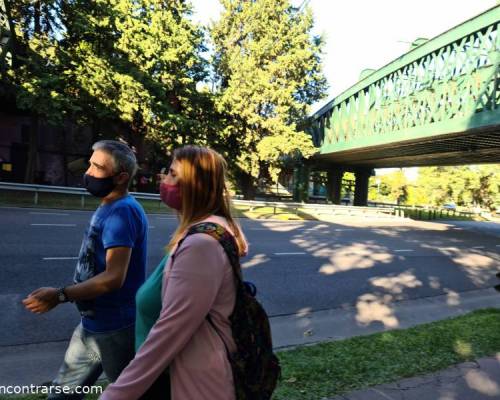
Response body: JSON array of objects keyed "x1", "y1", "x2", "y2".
[{"x1": 23, "y1": 140, "x2": 148, "y2": 399}]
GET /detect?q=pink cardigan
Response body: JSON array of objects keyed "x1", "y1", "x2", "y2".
[{"x1": 100, "y1": 220, "x2": 237, "y2": 400}]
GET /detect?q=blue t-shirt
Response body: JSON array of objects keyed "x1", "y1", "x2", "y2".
[{"x1": 73, "y1": 194, "x2": 148, "y2": 333}]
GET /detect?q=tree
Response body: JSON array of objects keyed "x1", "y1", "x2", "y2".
[
  {"x1": 3, "y1": 0, "x2": 213, "y2": 183},
  {"x1": 211, "y1": 0, "x2": 327, "y2": 198},
  {"x1": 0, "y1": 0, "x2": 12, "y2": 65},
  {"x1": 3, "y1": 0, "x2": 73, "y2": 183},
  {"x1": 61, "y1": 0, "x2": 208, "y2": 150},
  {"x1": 417, "y1": 165, "x2": 499, "y2": 211},
  {"x1": 369, "y1": 170, "x2": 409, "y2": 204},
  {"x1": 368, "y1": 165, "x2": 500, "y2": 210}
]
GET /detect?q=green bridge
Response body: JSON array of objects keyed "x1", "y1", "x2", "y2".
[{"x1": 305, "y1": 5, "x2": 500, "y2": 206}]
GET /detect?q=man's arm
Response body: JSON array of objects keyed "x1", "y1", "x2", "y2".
[
  {"x1": 22, "y1": 247, "x2": 132, "y2": 314},
  {"x1": 66, "y1": 246, "x2": 132, "y2": 300}
]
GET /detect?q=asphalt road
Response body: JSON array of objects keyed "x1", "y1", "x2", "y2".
[{"x1": 1, "y1": 206, "x2": 499, "y2": 347}]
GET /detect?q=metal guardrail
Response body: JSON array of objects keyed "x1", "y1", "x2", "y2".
[
  {"x1": 0, "y1": 182, "x2": 160, "y2": 208},
  {"x1": 0, "y1": 182, "x2": 397, "y2": 218},
  {"x1": 394, "y1": 206, "x2": 476, "y2": 220},
  {"x1": 234, "y1": 198, "x2": 396, "y2": 217},
  {"x1": 0, "y1": 182, "x2": 478, "y2": 220},
  {"x1": 369, "y1": 201, "x2": 477, "y2": 218}
]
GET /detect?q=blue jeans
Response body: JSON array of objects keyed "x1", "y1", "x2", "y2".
[{"x1": 47, "y1": 323, "x2": 135, "y2": 400}]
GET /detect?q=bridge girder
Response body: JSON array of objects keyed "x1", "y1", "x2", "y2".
[
  {"x1": 310, "y1": 5, "x2": 500, "y2": 169},
  {"x1": 314, "y1": 127, "x2": 500, "y2": 168}
]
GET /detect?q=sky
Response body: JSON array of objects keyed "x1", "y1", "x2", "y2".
[
  {"x1": 191, "y1": 0, "x2": 497, "y2": 112},
  {"x1": 190, "y1": 0, "x2": 498, "y2": 176}
]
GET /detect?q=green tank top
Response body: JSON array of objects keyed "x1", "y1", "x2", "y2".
[{"x1": 135, "y1": 254, "x2": 169, "y2": 351}]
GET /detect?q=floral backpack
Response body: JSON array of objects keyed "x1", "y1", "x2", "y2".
[{"x1": 180, "y1": 222, "x2": 281, "y2": 400}]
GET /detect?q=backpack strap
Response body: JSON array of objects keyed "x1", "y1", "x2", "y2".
[
  {"x1": 171, "y1": 222, "x2": 241, "y2": 356},
  {"x1": 172, "y1": 221, "x2": 242, "y2": 282}
]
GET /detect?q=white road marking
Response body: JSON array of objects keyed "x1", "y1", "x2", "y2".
[
  {"x1": 274, "y1": 252, "x2": 306, "y2": 255},
  {"x1": 30, "y1": 212, "x2": 70, "y2": 216},
  {"x1": 394, "y1": 249, "x2": 414, "y2": 252},
  {"x1": 43, "y1": 257, "x2": 78, "y2": 260},
  {"x1": 249, "y1": 227, "x2": 303, "y2": 231},
  {"x1": 31, "y1": 224, "x2": 76, "y2": 227},
  {"x1": 472, "y1": 246, "x2": 485, "y2": 249},
  {"x1": 149, "y1": 226, "x2": 155, "y2": 229},
  {"x1": 249, "y1": 227, "x2": 353, "y2": 232},
  {"x1": 157, "y1": 217, "x2": 177, "y2": 220}
]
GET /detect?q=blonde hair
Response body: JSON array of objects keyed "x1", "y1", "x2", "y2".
[{"x1": 166, "y1": 145, "x2": 247, "y2": 256}]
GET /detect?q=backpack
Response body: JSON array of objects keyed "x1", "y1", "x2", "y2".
[{"x1": 180, "y1": 222, "x2": 281, "y2": 400}]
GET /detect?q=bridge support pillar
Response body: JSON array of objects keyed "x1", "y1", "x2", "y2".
[
  {"x1": 326, "y1": 168, "x2": 343, "y2": 204},
  {"x1": 354, "y1": 168, "x2": 371, "y2": 206},
  {"x1": 293, "y1": 163, "x2": 310, "y2": 202}
]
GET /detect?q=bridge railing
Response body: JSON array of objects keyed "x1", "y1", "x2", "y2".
[{"x1": 311, "y1": 6, "x2": 500, "y2": 153}]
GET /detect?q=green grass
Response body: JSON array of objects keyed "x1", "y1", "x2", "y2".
[
  {"x1": 273, "y1": 308, "x2": 500, "y2": 399},
  {"x1": 2, "y1": 309, "x2": 499, "y2": 400}
]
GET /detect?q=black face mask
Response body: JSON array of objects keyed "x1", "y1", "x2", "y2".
[{"x1": 83, "y1": 173, "x2": 117, "y2": 198}]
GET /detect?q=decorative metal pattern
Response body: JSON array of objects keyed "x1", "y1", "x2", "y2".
[
  {"x1": 0, "y1": 0, "x2": 11, "y2": 65},
  {"x1": 312, "y1": 6, "x2": 500, "y2": 156}
]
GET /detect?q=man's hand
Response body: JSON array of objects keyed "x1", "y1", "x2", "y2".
[{"x1": 22, "y1": 287, "x2": 59, "y2": 314}]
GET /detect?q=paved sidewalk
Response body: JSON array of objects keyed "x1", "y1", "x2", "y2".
[
  {"x1": 272, "y1": 287, "x2": 500, "y2": 349},
  {"x1": 329, "y1": 355, "x2": 500, "y2": 400}
]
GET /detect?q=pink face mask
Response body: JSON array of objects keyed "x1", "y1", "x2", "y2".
[{"x1": 160, "y1": 182, "x2": 182, "y2": 211}]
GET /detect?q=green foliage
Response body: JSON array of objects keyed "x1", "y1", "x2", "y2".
[
  {"x1": 417, "y1": 165, "x2": 499, "y2": 210},
  {"x1": 369, "y1": 169, "x2": 409, "y2": 205},
  {"x1": 5, "y1": 0, "x2": 72, "y2": 125},
  {"x1": 3, "y1": 0, "x2": 211, "y2": 151},
  {"x1": 211, "y1": 0, "x2": 327, "y2": 189},
  {"x1": 369, "y1": 165, "x2": 500, "y2": 210},
  {"x1": 3, "y1": 0, "x2": 329, "y2": 191},
  {"x1": 61, "y1": 0, "x2": 209, "y2": 149}
]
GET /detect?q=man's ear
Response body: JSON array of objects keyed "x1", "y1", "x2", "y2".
[{"x1": 116, "y1": 172, "x2": 130, "y2": 186}]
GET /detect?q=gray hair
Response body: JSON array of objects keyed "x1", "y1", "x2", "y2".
[{"x1": 92, "y1": 140, "x2": 138, "y2": 180}]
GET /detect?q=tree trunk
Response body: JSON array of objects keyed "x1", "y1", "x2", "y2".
[
  {"x1": 3, "y1": 0, "x2": 16, "y2": 65},
  {"x1": 91, "y1": 119, "x2": 101, "y2": 145},
  {"x1": 24, "y1": 114, "x2": 38, "y2": 183},
  {"x1": 236, "y1": 170, "x2": 256, "y2": 200},
  {"x1": 62, "y1": 125, "x2": 69, "y2": 186},
  {"x1": 34, "y1": 1, "x2": 41, "y2": 34}
]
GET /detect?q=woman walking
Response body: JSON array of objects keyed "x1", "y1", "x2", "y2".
[{"x1": 100, "y1": 145, "x2": 248, "y2": 400}]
